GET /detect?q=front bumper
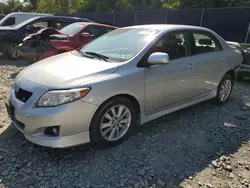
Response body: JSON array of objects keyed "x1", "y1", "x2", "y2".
[{"x1": 6, "y1": 78, "x2": 98, "y2": 148}]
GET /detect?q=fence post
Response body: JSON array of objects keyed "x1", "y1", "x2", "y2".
[
  {"x1": 200, "y1": 9, "x2": 204, "y2": 26},
  {"x1": 244, "y1": 21, "x2": 250, "y2": 43},
  {"x1": 164, "y1": 10, "x2": 168, "y2": 24},
  {"x1": 113, "y1": 12, "x2": 116, "y2": 25},
  {"x1": 94, "y1": 12, "x2": 97, "y2": 21},
  {"x1": 134, "y1": 11, "x2": 138, "y2": 25}
]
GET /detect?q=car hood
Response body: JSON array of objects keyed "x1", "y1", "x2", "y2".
[{"x1": 17, "y1": 52, "x2": 120, "y2": 89}]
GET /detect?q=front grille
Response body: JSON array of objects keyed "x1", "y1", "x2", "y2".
[{"x1": 15, "y1": 86, "x2": 33, "y2": 102}]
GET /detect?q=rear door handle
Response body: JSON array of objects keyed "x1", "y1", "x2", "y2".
[{"x1": 221, "y1": 56, "x2": 225, "y2": 61}]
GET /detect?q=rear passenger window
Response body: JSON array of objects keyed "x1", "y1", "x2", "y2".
[
  {"x1": 191, "y1": 32, "x2": 222, "y2": 55},
  {"x1": 2, "y1": 17, "x2": 15, "y2": 26},
  {"x1": 32, "y1": 20, "x2": 51, "y2": 28},
  {"x1": 85, "y1": 25, "x2": 110, "y2": 38}
]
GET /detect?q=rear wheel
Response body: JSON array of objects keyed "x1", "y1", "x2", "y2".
[
  {"x1": 212, "y1": 74, "x2": 234, "y2": 105},
  {"x1": 90, "y1": 98, "x2": 136, "y2": 148},
  {"x1": 2, "y1": 41, "x2": 19, "y2": 59}
]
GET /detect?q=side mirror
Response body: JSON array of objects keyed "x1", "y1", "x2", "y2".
[{"x1": 148, "y1": 52, "x2": 169, "y2": 65}]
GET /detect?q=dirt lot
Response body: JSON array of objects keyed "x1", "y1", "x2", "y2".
[{"x1": 0, "y1": 58, "x2": 250, "y2": 188}]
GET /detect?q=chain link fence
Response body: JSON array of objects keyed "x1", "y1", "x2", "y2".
[{"x1": 55, "y1": 7, "x2": 250, "y2": 43}]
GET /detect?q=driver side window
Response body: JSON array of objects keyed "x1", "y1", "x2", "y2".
[
  {"x1": 32, "y1": 20, "x2": 51, "y2": 29},
  {"x1": 151, "y1": 32, "x2": 188, "y2": 61}
]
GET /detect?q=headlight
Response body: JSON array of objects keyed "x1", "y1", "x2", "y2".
[{"x1": 37, "y1": 88, "x2": 90, "y2": 107}]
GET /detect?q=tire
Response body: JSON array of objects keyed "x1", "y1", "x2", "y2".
[
  {"x1": 2, "y1": 41, "x2": 19, "y2": 59},
  {"x1": 212, "y1": 73, "x2": 234, "y2": 105},
  {"x1": 90, "y1": 98, "x2": 136, "y2": 148}
]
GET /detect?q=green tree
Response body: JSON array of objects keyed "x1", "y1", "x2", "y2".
[
  {"x1": 5, "y1": 0, "x2": 23, "y2": 12},
  {"x1": 36, "y1": 0, "x2": 57, "y2": 13},
  {"x1": 24, "y1": 0, "x2": 39, "y2": 9}
]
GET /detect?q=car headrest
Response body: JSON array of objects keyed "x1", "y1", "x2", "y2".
[
  {"x1": 199, "y1": 38, "x2": 212, "y2": 45},
  {"x1": 164, "y1": 35, "x2": 179, "y2": 45},
  {"x1": 176, "y1": 38, "x2": 183, "y2": 44}
]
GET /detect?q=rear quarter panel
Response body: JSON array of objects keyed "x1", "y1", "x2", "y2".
[{"x1": 214, "y1": 32, "x2": 243, "y2": 70}]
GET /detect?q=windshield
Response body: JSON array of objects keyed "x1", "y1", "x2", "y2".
[
  {"x1": 60, "y1": 23, "x2": 86, "y2": 36},
  {"x1": 80, "y1": 28, "x2": 160, "y2": 62}
]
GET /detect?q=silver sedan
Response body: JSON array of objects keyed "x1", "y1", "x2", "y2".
[{"x1": 6, "y1": 24, "x2": 243, "y2": 148}]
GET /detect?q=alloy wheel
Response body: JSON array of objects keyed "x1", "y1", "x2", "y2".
[
  {"x1": 100, "y1": 105, "x2": 132, "y2": 141},
  {"x1": 8, "y1": 44, "x2": 19, "y2": 59},
  {"x1": 219, "y1": 79, "x2": 232, "y2": 102}
]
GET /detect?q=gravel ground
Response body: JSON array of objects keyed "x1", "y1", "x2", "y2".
[{"x1": 0, "y1": 58, "x2": 250, "y2": 188}]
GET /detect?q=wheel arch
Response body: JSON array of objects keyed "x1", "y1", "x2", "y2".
[
  {"x1": 0, "y1": 38, "x2": 20, "y2": 58},
  {"x1": 89, "y1": 94, "x2": 141, "y2": 132},
  {"x1": 225, "y1": 69, "x2": 236, "y2": 80},
  {"x1": 0, "y1": 38, "x2": 18, "y2": 48}
]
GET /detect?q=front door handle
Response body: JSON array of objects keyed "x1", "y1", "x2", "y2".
[{"x1": 221, "y1": 56, "x2": 225, "y2": 61}]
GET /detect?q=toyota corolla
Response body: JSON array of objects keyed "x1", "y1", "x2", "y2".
[{"x1": 6, "y1": 24, "x2": 243, "y2": 148}]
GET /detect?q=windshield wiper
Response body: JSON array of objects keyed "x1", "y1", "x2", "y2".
[
  {"x1": 76, "y1": 49, "x2": 94, "y2": 59},
  {"x1": 84, "y1": 51, "x2": 109, "y2": 62}
]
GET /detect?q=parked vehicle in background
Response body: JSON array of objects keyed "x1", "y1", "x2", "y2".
[
  {"x1": 0, "y1": 12, "x2": 52, "y2": 26},
  {"x1": 0, "y1": 14, "x2": 5, "y2": 21},
  {"x1": 5, "y1": 24, "x2": 242, "y2": 148},
  {"x1": 18, "y1": 22, "x2": 117, "y2": 64},
  {"x1": 0, "y1": 15, "x2": 92, "y2": 59},
  {"x1": 227, "y1": 41, "x2": 250, "y2": 80}
]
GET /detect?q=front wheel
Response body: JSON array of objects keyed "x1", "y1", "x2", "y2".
[
  {"x1": 90, "y1": 98, "x2": 136, "y2": 148},
  {"x1": 212, "y1": 74, "x2": 234, "y2": 105},
  {"x1": 2, "y1": 41, "x2": 19, "y2": 59}
]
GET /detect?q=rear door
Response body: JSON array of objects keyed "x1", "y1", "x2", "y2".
[{"x1": 187, "y1": 30, "x2": 228, "y2": 98}]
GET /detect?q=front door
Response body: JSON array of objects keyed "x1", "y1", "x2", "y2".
[{"x1": 144, "y1": 31, "x2": 199, "y2": 115}]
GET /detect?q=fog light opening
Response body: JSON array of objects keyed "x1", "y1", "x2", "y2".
[{"x1": 44, "y1": 126, "x2": 60, "y2": 137}]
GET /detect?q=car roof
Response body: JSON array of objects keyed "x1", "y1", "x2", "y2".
[
  {"x1": 6, "y1": 12, "x2": 51, "y2": 16},
  {"x1": 13, "y1": 16, "x2": 92, "y2": 29},
  {"x1": 69, "y1": 22, "x2": 118, "y2": 28},
  {"x1": 122, "y1": 24, "x2": 211, "y2": 32},
  {"x1": 27, "y1": 15, "x2": 92, "y2": 22},
  {"x1": 34, "y1": 15, "x2": 92, "y2": 22}
]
